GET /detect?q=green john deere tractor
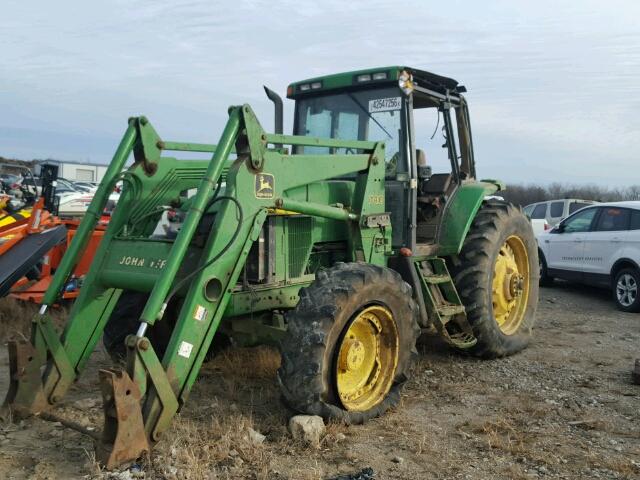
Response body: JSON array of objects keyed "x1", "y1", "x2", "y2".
[{"x1": 1, "y1": 66, "x2": 538, "y2": 467}]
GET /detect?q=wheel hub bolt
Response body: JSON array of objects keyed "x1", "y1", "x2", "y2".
[
  {"x1": 509, "y1": 274, "x2": 524, "y2": 298},
  {"x1": 340, "y1": 339, "x2": 365, "y2": 372}
]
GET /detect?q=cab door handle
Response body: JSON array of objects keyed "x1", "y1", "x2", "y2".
[{"x1": 611, "y1": 237, "x2": 622, "y2": 243}]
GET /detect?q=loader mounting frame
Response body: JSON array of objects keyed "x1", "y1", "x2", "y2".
[{"x1": 2, "y1": 105, "x2": 390, "y2": 466}]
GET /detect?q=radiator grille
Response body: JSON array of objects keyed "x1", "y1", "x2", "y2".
[{"x1": 288, "y1": 216, "x2": 313, "y2": 278}]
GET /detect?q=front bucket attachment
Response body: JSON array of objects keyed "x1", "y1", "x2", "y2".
[
  {"x1": 1, "y1": 340, "x2": 48, "y2": 419},
  {"x1": 96, "y1": 369, "x2": 149, "y2": 469}
]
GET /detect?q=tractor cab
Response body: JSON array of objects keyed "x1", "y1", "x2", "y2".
[{"x1": 288, "y1": 66, "x2": 476, "y2": 251}]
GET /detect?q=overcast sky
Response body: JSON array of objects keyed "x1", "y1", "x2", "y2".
[{"x1": 1, "y1": 0, "x2": 638, "y2": 185}]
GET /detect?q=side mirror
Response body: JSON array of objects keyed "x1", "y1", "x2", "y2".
[{"x1": 554, "y1": 224, "x2": 565, "y2": 234}]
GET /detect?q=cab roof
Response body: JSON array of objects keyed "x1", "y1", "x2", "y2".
[{"x1": 287, "y1": 66, "x2": 463, "y2": 98}]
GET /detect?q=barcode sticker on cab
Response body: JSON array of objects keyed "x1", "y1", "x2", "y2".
[{"x1": 368, "y1": 97, "x2": 401, "y2": 113}]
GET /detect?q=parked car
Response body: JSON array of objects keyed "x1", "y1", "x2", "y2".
[
  {"x1": 57, "y1": 191, "x2": 94, "y2": 216},
  {"x1": 0, "y1": 173, "x2": 20, "y2": 192},
  {"x1": 537, "y1": 201, "x2": 640, "y2": 312},
  {"x1": 73, "y1": 181, "x2": 98, "y2": 193},
  {"x1": 1, "y1": 169, "x2": 39, "y2": 201},
  {"x1": 57, "y1": 191, "x2": 120, "y2": 216},
  {"x1": 524, "y1": 198, "x2": 598, "y2": 227}
]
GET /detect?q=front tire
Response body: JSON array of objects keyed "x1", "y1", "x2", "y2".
[
  {"x1": 103, "y1": 291, "x2": 228, "y2": 362},
  {"x1": 103, "y1": 291, "x2": 149, "y2": 362},
  {"x1": 449, "y1": 201, "x2": 539, "y2": 358},
  {"x1": 278, "y1": 263, "x2": 420, "y2": 424},
  {"x1": 613, "y1": 268, "x2": 640, "y2": 313}
]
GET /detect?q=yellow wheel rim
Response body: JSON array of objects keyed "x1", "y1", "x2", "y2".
[
  {"x1": 492, "y1": 235, "x2": 530, "y2": 335},
  {"x1": 335, "y1": 305, "x2": 399, "y2": 411}
]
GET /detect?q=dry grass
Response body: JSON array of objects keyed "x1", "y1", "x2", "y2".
[
  {"x1": 140, "y1": 345, "x2": 298, "y2": 479},
  {"x1": 140, "y1": 344, "x2": 353, "y2": 479},
  {"x1": 501, "y1": 464, "x2": 531, "y2": 480},
  {"x1": 0, "y1": 297, "x2": 39, "y2": 340},
  {"x1": 197, "y1": 345, "x2": 282, "y2": 410},
  {"x1": 0, "y1": 297, "x2": 68, "y2": 341},
  {"x1": 506, "y1": 395, "x2": 550, "y2": 421},
  {"x1": 411, "y1": 434, "x2": 433, "y2": 456},
  {"x1": 458, "y1": 416, "x2": 555, "y2": 466},
  {"x1": 586, "y1": 453, "x2": 640, "y2": 477},
  {"x1": 30, "y1": 461, "x2": 63, "y2": 480},
  {"x1": 149, "y1": 413, "x2": 273, "y2": 479},
  {"x1": 211, "y1": 345, "x2": 281, "y2": 379},
  {"x1": 474, "y1": 418, "x2": 527, "y2": 454},
  {"x1": 324, "y1": 419, "x2": 349, "y2": 438}
]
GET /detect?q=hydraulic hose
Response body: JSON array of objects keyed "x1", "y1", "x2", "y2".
[{"x1": 162, "y1": 195, "x2": 243, "y2": 306}]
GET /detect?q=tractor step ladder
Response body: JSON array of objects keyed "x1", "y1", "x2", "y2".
[
  {"x1": 416, "y1": 257, "x2": 477, "y2": 349},
  {"x1": 421, "y1": 273, "x2": 450, "y2": 284}
]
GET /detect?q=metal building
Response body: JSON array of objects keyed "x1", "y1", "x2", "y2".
[{"x1": 35, "y1": 160, "x2": 109, "y2": 182}]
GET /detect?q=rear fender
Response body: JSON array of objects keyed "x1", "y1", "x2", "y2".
[{"x1": 436, "y1": 181, "x2": 500, "y2": 256}]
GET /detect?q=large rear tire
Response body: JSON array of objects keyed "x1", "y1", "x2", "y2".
[
  {"x1": 449, "y1": 201, "x2": 539, "y2": 358},
  {"x1": 278, "y1": 262, "x2": 420, "y2": 424}
]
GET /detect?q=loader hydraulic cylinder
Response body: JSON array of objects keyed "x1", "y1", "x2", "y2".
[{"x1": 275, "y1": 197, "x2": 358, "y2": 222}]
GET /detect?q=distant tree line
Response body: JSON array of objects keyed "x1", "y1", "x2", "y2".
[
  {"x1": 0, "y1": 157, "x2": 35, "y2": 174},
  {"x1": 500, "y1": 183, "x2": 640, "y2": 207}
]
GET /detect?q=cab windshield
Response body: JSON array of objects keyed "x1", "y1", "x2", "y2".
[{"x1": 294, "y1": 87, "x2": 406, "y2": 177}]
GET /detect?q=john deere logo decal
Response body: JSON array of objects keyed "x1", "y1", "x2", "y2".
[{"x1": 255, "y1": 173, "x2": 274, "y2": 199}]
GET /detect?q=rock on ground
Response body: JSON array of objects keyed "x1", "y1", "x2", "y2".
[
  {"x1": 246, "y1": 427, "x2": 266, "y2": 445},
  {"x1": 288, "y1": 415, "x2": 325, "y2": 446}
]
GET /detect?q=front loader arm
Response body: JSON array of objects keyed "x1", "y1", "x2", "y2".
[
  {"x1": 132, "y1": 105, "x2": 388, "y2": 446},
  {"x1": 2, "y1": 118, "x2": 149, "y2": 415},
  {"x1": 3, "y1": 103, "x2": 389, "y2": 469}
]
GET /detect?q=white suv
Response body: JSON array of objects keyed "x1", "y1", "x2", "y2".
[
  {"x1": 537, "y1": 201, "x2": 640, "y2": 312},
  {"x1": 524, "y1": 198, "x2": 597, "y2": 226}
]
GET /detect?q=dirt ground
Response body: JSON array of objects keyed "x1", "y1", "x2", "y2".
[{"x1": 0, "y1": 282, "x2": 639, "y2": 480}]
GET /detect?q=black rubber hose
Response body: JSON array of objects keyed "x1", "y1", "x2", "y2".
[{"x1": 163, "y1": 195, "x2": 243, "y2": 305}]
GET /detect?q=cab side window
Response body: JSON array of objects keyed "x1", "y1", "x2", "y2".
[
  {"x1": 630, "y1": 210, "x2": 640, "y2": 230},
  {"x1": 413, "y1": 107, "x2": 451, "y2": 174},
  {"x1": 562, "y1": 207, "x2": 597, "y2": 233},
  {"x1": 594, "y1": 207, "x2": 630, "y2": 232}
]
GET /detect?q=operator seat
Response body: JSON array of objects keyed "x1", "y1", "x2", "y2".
[
  {"x1": 416, "y1": 158, "x2": 453, "y2": 231},
  {"x1": 416, "y1": 149, "x2": 427, "y2": 171},
  {"x1": 416, "y1": 149, "x2": 432, "y2": 181},
  {"x1": 422, "y1": 173, "x2": 452, "y2": 196}
]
